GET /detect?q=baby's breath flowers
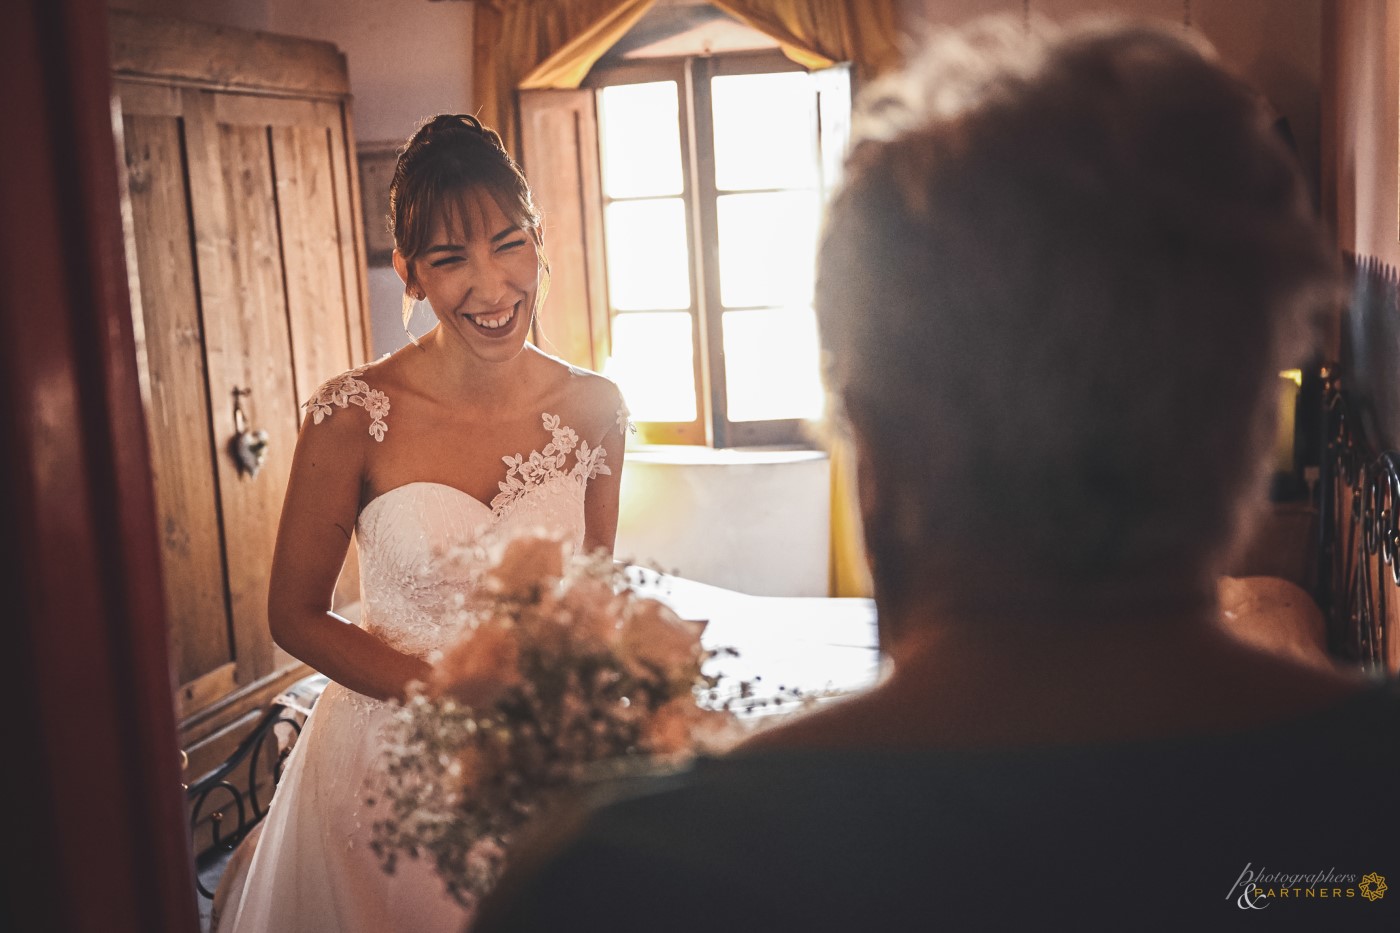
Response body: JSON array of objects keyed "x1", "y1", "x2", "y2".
[{"x1": 368, "y1": 532, "x2": 753, "y2": 908}]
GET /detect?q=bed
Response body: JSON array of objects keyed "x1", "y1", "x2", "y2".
[{"x1": 1315, "y1": 254, "x2": 1400, "y2": 675}]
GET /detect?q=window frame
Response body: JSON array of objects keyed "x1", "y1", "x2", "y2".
[{"x1": 585, "y1": 49, "x2": 844, "y2": 448}]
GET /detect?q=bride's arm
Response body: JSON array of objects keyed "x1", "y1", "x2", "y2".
[
  {"x1": 267, "y1": 408, "x2": 433, "y2": 702},
  {"x1": 582, "y1": 383, "x2": 628, "y2": 556}
]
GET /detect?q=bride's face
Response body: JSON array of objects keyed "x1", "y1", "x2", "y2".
[{"x1": 414, "y1": 188, "x2": 541, "y2": 364}]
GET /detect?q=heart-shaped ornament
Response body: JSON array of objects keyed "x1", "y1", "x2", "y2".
[{"x1": 232, "y1": 429, "x2": 271, "y2": 479}]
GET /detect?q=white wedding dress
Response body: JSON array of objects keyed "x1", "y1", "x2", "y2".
[{"x1": 215, "y1": 366, "x2": 622, "y2": 933}]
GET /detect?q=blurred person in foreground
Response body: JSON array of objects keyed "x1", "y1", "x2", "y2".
[{"x1": 470, "y1": 16, "x2": 1400, "y2": 931}]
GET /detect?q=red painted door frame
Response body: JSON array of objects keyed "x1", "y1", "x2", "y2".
[{"x1": 1, "y1": 1, "x2": 201, "y2": 930}]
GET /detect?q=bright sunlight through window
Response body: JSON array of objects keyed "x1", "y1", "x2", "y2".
[{"x1": 597, "y1": 64, "x2": 848, "y2": 440}]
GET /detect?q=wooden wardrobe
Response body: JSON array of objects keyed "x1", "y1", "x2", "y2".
[{"x1": 111, "y1": 11, "x2": 371, "y2": 836}]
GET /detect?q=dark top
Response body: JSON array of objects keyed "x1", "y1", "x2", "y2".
[{"x1": 471, "y1": 680, "x2": 1400, "y2": 932}]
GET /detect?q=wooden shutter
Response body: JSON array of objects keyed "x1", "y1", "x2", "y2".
[{"x1": 519, "y1": 88, "x2": 610, "y2": 372}]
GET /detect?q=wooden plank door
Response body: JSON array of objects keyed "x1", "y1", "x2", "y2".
[
  {"x1": 118, "y1": 79, "x2": 236, "y2": 718},
  {"x1": 260, "y1": 97, "x2": 366, "y2": 609},
  {"x1": 119, "y1": 78, "x2": 370, "y2": 732},
  {"x1": 180, "y1": 86, "x2": 306, "y2": 699}
]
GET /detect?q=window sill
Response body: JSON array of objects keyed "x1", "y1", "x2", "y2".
[{"x1": 624, "y1": 444, "x2": 828, "y2": 466}]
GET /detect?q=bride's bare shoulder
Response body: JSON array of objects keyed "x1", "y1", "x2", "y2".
[{"x1": 530, "y1": 350, "x2": 627, "y2": 432}]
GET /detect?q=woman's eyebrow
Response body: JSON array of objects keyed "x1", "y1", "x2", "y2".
[
  {"x1": 491, "y1": 226, "x2": 522, "y2": 243},
  {"x1": 424, "y1": 243, "x2": 465, "y2": 254}
]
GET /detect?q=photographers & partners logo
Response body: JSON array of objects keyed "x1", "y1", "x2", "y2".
[{"x1": 1227, "y1": 863, "x2": 1388, "y2": 910}]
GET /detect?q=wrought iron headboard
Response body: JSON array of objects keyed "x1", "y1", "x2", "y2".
[
  {"x1": 1315, "y1": 372, "x2": 1400, "y2": 675},
  {"x1": 185, "y1": 676, "x2": 325, "y2": 898}
]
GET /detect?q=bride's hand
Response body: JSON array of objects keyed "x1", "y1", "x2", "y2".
[{"x1": 426, "y1": 624, "x2": 524, "y2": 707}]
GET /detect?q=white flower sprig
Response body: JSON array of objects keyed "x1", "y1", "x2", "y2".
[{"x1": 367, "y1": 532, "x2": 757, "y2": 909}]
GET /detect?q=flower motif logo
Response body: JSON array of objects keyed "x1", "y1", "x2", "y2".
[{"x1": 1359, "y1": 872, "x2": 1388, "y2": 902}]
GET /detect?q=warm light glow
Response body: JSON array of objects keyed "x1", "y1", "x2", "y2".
[
  {"x1": 605, "y1": 313, "x2": 697, "y2": 422},
  {"x1": 712, "y1": 72, "x2": 819, "y2": 191},
  {"x1": 1273, "y1": 369, "x2": 1302, "y2": 474},
  {"x1": 723, "y1": 308, "x2": 825, "y2": 422},
  {"x1": 717, "y1": 191, "x2": 820, "y2": 309},
  {"x1": 598, "y1": 82, "x2": 684, "y2": 198},
  {"x1": 595, "y1": 65, "x2": 849, "y2": 432},
  {"x1": 604, "y1": 199, "x2": 692, "y2": 311}
]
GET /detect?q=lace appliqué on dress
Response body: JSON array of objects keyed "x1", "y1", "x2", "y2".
[
  {"x1": 304, "y1": 366, "x2": 390, "y2": 442},
  {"x1": 491, "y1": 413, "x2": 610, "y2": 518},
  {"x1": 616, "y1": 401, "x2": 636, "y2": 437}
]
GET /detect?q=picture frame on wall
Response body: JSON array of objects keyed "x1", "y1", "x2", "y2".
[{"x1": 358, "y1": 143, "x2": 399, "y2": 266}]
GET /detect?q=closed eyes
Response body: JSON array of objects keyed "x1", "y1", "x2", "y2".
[{"x1": 425, "y1": 229, "x2": 527, "y2": 267}]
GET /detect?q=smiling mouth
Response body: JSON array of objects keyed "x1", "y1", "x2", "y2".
[{"x1": 465, "y1": 303, "x2": 518, "y2": 333}]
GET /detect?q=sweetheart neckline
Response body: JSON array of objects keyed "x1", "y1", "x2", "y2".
[
  {"x1": 359, "y1": 481, "x2": 494, "y2": 521},
  {"x1": 353, "y1": 410, "x2": 607, "y2": 530}
]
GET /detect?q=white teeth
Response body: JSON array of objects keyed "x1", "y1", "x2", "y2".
[{"x1": 470, "y1": 306, "x2": 515, "y2": 330}]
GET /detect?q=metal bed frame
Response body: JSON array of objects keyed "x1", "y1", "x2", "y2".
[
  {"x1": 1316, "y1": 367, "x2": 1400, "y2": 675},
  {"x1": 184, "y1": 677, "x2": 324, "y2": 898}
]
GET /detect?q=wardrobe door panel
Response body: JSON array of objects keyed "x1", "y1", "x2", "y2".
[
  {"x1": 185, "y1": 91, "x2": 303, "y2": 687},
  {"x1": 270, "y1": 116, "x2": 363, "y2": 608},
  {"x1": 319, "y1": 100, "x2": 370, "y2": 369},
  {"x1": 272, "y1": 122, "x2": 353, "y2": 404},
  {"x1": 120, "y1": 99, "x2": 236, "y2": 717}
]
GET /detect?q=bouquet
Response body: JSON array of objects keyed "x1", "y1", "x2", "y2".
[{"x1": 368, "y1": 531, "x2": 758, "y2": 908}]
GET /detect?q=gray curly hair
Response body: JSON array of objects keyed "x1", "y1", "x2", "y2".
[{"x1": 816, "y1": 16, "x2": 1340, "y2": 609}]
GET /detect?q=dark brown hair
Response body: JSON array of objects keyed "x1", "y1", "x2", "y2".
[{"x1": 389, "y1": 114, "x2": 547, "y2": 321}]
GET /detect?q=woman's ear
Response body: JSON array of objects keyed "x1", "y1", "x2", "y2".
[{"x1": 392, "y1": 249, "x2": 412, "y2": 291}]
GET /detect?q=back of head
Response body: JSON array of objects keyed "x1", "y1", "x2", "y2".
[{"x1": 817, "y1": 16, "x2": 1339, "y2": 606}]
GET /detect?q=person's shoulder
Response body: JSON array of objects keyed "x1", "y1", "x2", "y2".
[
  {"x1": 1339, "y1": 676, "x2": 1400, "y2": 734},
  {"x1": 531, "y1": 350, "x2": 630, "y2": 436},
  {"x1": 560, "y1": 356, "x2": 626, "y2": 409},
  {"x1": 302, "y1": 354, "x2": 395, "y2": 443},
  {"x1": 470, "y1": 764, "x2": 717, "y2": 932}
]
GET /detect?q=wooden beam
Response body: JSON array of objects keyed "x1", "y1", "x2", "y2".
[{"x1": 110, "y1": 9, "x2": 349, "y2": 99}]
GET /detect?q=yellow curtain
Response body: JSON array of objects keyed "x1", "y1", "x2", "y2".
[
  {"x1": 472, "y1": 0, "x2": 658, "y2": 157},
  {"x1": 472, "y1": 0, "x2": 898, "y2": 596},
  {"x1": 829, "y1": 435, "x2": 873, "y2": 597},
  {"x1": 473, "y1": 0, "x2": 903, "y2": 155},
  {"x1": 708, "y1": 0, "x2": 902, "y2": 79}
]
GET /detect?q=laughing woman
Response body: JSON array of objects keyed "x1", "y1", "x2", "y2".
[{"x1": 214, "y1": 114, "x2": 628, "y2": 933}]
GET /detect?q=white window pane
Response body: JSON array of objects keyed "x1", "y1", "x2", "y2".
[
  {"x1": 604, "y1": 199, "x2": 692, "y2": 310},
  {"x1": 599, "y1": 82, "x2": 684, "y2": 198},
  {"x1": 724, "y1": 308, "x2": 825, "y2": 423},
  {"x1": 815, "y1": 65, "x2": 852, "y2": 198},
  {"x1": 712, "y1": 72, "x2": 818, "y2": 191},
  {"x1": 716, "y1": 192, "x2": 819, "y2": 309},
  {"x1": 605, "y1": 313, "x2": 697, "y2": 422}
]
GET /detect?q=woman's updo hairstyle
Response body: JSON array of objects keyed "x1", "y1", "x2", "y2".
[{"x1": 389, "y1": 114, "x2": 547, "y2": 326}]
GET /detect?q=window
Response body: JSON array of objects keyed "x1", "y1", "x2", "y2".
[{"x1": 586, "y1": 53, "x2": 850, "y2": 447}]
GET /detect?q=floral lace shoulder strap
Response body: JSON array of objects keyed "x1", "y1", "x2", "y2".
[
  {"x1": 304, "y1": 364, "x2": 391, "y2": 442},
  {"x1": 616, "y1": 393, "x2": 635, "y2": 438},
  {"x1": 490, "y1": 413, "x2": 613, "y2": 518}
]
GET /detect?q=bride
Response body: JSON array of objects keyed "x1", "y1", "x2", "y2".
[{"x1": 214, "y1": 114, "x2": 628, "y2": 933}]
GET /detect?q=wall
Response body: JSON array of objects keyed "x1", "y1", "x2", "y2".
[
  {"x1": 912, "y1": 0, "x2": 1324, "y2": 201},
  {"x1": 108, "y1": 0, "x2": 475, "y2": 358},
  {"x1": 1325, "y1": 0, "x2": 1400, "y2": 268}
]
